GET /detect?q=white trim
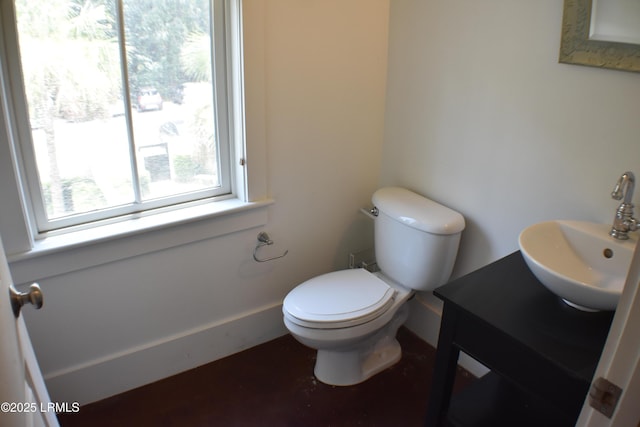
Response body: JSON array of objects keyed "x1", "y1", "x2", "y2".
[
  {"x1": 8, "y1": 199, "x2": 272, "y2": 285},
  {"x1": 43, "y1": 302, "x2": 287, "y2": 405},
  {"x1": 227, "y1": 0, "x2": 249, "y2": 202},
  {"x1": 576, "y1": 235, "x2": 640, "y2": 426},
  {"x1": 0, "y1": 0, "x2": 36, "y2": 254},
  {"x1": 239, "y1": 0, "x2": 268, "y2": 202}
]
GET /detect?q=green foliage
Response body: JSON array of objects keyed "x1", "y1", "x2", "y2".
[
  {"x1": 43, "y1": 177, "x2": 107, "y2": 216},
  {"x1": 15, "y1": 0, "x2": 218, "y2": 218},
  {"x1": 123, "y1": 0, "x2": 211, "y2": 96},
  {"x1": 16, "y1": 0, "x2": 213, "y2": 121},
  {"x1": 173, "y1": 154, "x2": 199, "y2": 182},
  {"x1": 181, "y1": 32, "x2": 212, "y2": 83}
]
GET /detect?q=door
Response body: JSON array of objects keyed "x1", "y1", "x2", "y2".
[
  {"x1": 0, "y1": 235, "x2": 59, "y2": 427},
  {"x1": 577, "y1": 238, "x2": 640, "y2": 427}
]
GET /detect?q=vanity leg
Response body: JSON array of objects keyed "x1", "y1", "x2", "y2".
[{"x1": 425, "y1": 306, "x2": 460, "y2": 427}]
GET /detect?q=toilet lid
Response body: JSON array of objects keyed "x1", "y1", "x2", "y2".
[{"x1": 283, "y1": 269, "x2": 396, "y2": 328}]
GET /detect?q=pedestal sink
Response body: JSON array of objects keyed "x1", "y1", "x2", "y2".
[{"x1": 518, "y1": 220, "x2": 637, "y2": 311}]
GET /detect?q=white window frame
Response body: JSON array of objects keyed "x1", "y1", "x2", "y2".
[
  {"x1": 1, "y1": 0, "x2": 246, "y2": 237},
  {"x1": 0, "y1": 0, "x2": 271, "y2": 275}
]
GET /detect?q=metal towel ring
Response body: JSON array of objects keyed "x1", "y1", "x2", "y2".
[{"x1": 253, "y1": 232, "x2": 288, "y2": 262}]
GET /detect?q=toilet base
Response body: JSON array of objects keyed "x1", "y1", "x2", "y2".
[
  {"x1": 313, "y1": 304, "x2": 409, "y2": 386},
  {"x1": 314, "y1": 336, "x2": 402, "y2": 386}
]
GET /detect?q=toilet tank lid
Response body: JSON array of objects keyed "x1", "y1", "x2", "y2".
[{"x1": 372, "y1": 187, "x2": 465, "y2": 235}]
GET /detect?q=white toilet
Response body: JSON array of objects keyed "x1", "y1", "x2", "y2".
[{"x1": 282, "y1": 187, "x2": 465, "y2": 386}]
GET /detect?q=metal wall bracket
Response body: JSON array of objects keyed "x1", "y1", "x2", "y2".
[
  {"x1": 588, "y1": 376, "x2": 622, "y2": 418},
  {"x1": 253, "y1": 232, "x2": 288, "y2": 262}
]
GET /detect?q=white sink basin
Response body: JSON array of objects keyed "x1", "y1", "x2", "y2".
[{"x1": 518, "y1": 220, "x2": 637, "y2": 311}]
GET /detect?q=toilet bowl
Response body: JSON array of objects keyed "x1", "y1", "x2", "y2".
[
  {"x1": 283, "y1": 268, "x2": 412, "y2": 385},
  {"x1": 282, "y1": 187, "x2": 465, "y2": 386}
]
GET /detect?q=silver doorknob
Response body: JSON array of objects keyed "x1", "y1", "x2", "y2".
[{"x1": 9, "y1": 283, "x2": 43, "y2": 318}]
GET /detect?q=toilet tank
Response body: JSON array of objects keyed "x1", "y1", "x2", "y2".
[{"x1": 372, "y1": 187, "x2": 465, "y2": 291}]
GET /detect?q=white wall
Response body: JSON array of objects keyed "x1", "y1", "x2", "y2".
[
  {"x1": 260, "y1": 0, "x2": 389, "y2": 274},
  {"x1": 383, "y1": 0, "x2": 640, "y2": 278},
  {"x1": 386, "y1": 0, "x2": 640, "y2": 349},
  {"x1": 4, "y1": 0, "x2": 390, "y2": 404}
]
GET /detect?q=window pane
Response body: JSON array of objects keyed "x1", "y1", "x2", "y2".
[
  {"x1": 15, "y1": 0, "x2": 134, "y2": 220},
  {"x1": 14, "y1": 0, "x2": 222, "y2": 227},
  {"x1": 123, "y1": 0, "x2": 220, "y2": 201}
]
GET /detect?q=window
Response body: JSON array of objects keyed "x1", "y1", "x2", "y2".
[{"x1": 4, "y1": 0, "x2": 239, "y2": 234}]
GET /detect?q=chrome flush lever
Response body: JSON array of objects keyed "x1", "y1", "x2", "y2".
[{"x1": 9, "y1": 283, "x2": 44, "y2": 318}]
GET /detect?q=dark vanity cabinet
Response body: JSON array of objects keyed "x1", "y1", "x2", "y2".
[{"x1": 425, "y1": 252, "x2": 614, "y2": 427}]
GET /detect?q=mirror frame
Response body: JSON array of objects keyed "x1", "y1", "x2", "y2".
[{"x1": 559, "y1": 0, "x2": 640, "y2": 73}]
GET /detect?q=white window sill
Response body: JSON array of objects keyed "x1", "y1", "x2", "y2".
[{"x1": 8, "y1": 198, "x2": 273, "y2": 285}]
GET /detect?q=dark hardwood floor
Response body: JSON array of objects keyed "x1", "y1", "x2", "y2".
[{"x1": 58, "y1": 327, "x2": 475, "y2": 426}]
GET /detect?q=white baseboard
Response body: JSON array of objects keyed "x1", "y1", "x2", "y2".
[
  {"x1": 47, "y1": 296, "x2": 488, "y2": 406},
  {"x1": 405, "y1": 295, "x2": 490, "y2": 379},
  {"x1": 45, "y1": 303, "x2": 288, "y2": 405}
]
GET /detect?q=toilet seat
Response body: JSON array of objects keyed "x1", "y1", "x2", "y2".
[{"x1": 283, "y1": 269, "x2": 396, "y2": 329}]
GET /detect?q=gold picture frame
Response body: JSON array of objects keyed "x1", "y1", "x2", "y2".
[{"x1": 559, "y1": 0, "x2": 640, "y2": 73}]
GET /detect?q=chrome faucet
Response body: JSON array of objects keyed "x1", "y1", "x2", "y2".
[{"x1": 610, "y1": 171, "x2": 638, "y2": 240}]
